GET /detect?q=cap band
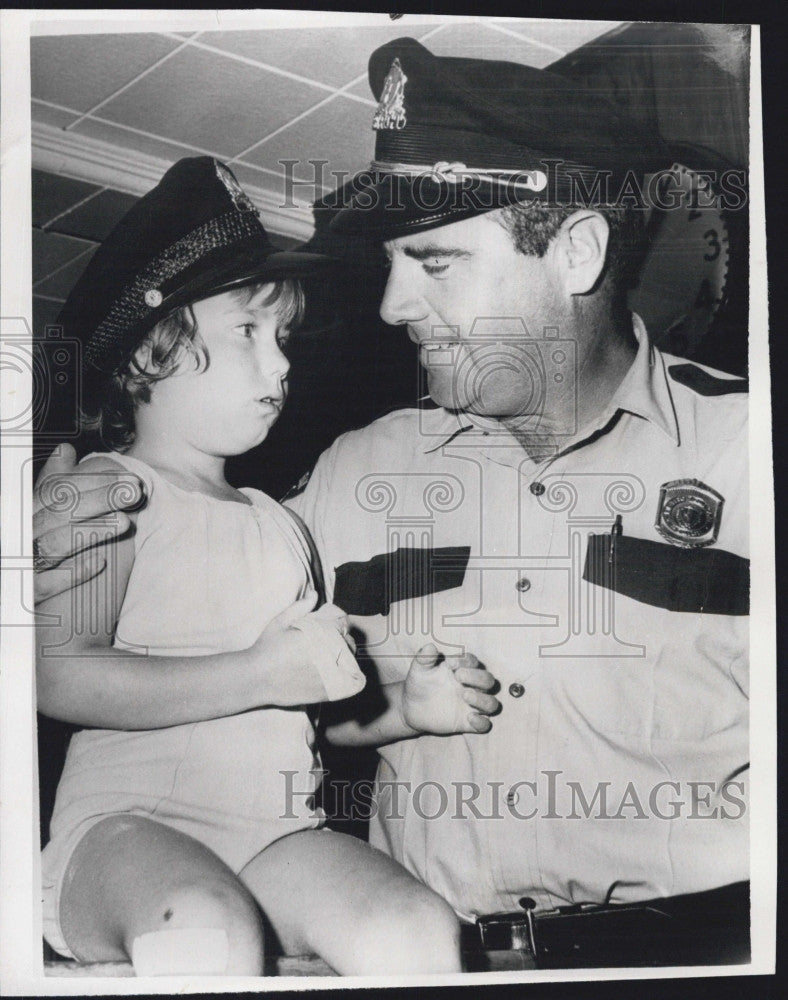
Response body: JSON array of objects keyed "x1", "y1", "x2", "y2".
[
  {"x1": 370, "y1": 158, "x2": 549, "y2": 192},
  {"x1": 87, "y1": 209, "x2": 264, "y2": 369},
  {"x1": 376, "y1": 122, "x2": 552, "y2": 173}
]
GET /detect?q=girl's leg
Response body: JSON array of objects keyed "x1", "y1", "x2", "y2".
[
  {"x1": 59, "y1": 814, "x2": 264, "y2": 975},
  {"x1": 238, "y1": 828, "x2": 461, "y2": 975}
]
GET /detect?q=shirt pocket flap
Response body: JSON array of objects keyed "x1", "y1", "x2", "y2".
[{"x1": 582, "y1": 534, "x2": 748, "y2": 616}]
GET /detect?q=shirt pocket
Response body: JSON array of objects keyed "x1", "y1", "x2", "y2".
[{"x1": 579, "y1": 533, "x2": 748, "y2": 743}]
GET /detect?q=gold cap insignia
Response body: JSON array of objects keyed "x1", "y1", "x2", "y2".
[
  {"x1": 655, "y1": 478, "x2": 724, "y2": 548},
  {"x1": 215, "y1": 161, "x2": 257, "y2": 214},
  {"x1": 373, "y1": 57, "x2": 408, "y2": 131}
]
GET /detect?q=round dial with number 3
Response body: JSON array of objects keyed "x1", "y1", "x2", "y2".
[{"x1": 629, "y1": 163, "x2": 729, "y2": 358}]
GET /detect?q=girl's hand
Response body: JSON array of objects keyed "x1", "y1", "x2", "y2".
[
  {"x1": 401, "y1": 644, "x2": 500, "y2": 736},
  {"x1": 249, "y1": 591, "x2": 366, "y2": 706}
]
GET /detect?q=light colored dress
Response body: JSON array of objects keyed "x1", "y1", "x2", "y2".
[{"x1": 41, "y1": 452, "x2": 325, "y2": 957}]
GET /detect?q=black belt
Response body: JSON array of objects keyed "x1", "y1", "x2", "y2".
[{"x1": 462, "y1": 881, "x2": 750, "y2": 969}]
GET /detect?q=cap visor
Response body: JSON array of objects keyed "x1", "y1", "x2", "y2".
[
  {"x1": 328, "y1": 170, "x2": 539, "y2": 239},
  {"x1": 175, "y1": 246, "x2": 336, "y2": 305}
]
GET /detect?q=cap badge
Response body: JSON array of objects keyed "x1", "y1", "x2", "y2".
[
  {"x1": 430, "y1": 161, "x2": 468, "y2": 183},
  {"x1": 655, "y1": 478, "x2": 724, "y2": 548},
  {"x1": 144, "y1": 288, "x2": 163, "y2": 308},
  {"x1": 373, "y1": 57, "x2": 408, "y2": 131},
  {"x1": 215, "y1": 161, "x2": 257, "y2": 214}
]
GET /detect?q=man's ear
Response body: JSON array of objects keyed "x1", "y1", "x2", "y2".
[{"x1": 552, "y1": 210, "x2": 610, "y2": 295}]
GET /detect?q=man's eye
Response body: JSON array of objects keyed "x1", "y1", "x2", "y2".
[
  {"x1": 423, "y1": 262, "x2": 450, "y2": 276},
  {"x1": 236, "y1": 323, "x2": 255, "y2": 338}
]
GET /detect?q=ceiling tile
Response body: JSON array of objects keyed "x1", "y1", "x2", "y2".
[
  {"x1": 423, "y1": 22, "x2": 561, "y2": 68},
  {"x1": 198, "y1": 24, "x2": 438, "y2": 89},
  {"x1": 241, "y1": 95, "x2": 373, "y2": 195},
  {"x1": 31, "y1": 99, "x2": 80, "y2": 129},
  {"x1": 98, "y1": 46, "x2": 326, "y2": 157},
  {"x1": 34, "y1": 246, "x2": 98, "y2": 300},
  {"x1": 32, "y1": 170, "x2": 101, "y2": 228},
  {"x1": 31, "y1": 33, "x2": 182, "y2": 113},
  {"x1": 32, "y1": 230, "x2": 95, "y2": 284},
  {"x1": 495, "y1": 19, "x2": 622, "y2": 52},
  {"x1": 50, "y1": 189, "x2": 139, "y2": 242},
  {"x1": 71, "y1": 117, "x2": 203, "y2": 164},
  {"x1": 345, "y1": 77, "x2": 380, "y2": 102}
]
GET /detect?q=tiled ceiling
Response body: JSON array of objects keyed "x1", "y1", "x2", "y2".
[{"x1": 30, "y1": 18, "x2": 622, "y2": 332}]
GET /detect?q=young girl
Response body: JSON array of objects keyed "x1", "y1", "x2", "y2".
[{"x1": 36, "y1": 158, "x2": 499, "y2": 977}]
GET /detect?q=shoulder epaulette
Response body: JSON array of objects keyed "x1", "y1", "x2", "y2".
[{"x1": 668, "y1": 363, "x2": 748, "y2": 396}]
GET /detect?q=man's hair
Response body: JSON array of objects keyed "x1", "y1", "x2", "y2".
[
  {"x1": 80, "y1": 280, "x2": 304, "y2": 452},
  {"x1": 495, "y1": 202, "x2": 649, "y2": 294}
]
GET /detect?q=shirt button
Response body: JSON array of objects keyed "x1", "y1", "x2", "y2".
[
  {"x1": 530, "y1": 482, "x2": 545, "y2": 496},
  {"x1": 509, "y1": 683, "x2": 525, "y2": 698},
  {"x1": 515, "y1": 577, "x2": 531, "y2": 593},
  {"x1": 506, "y1": 790, "x2": 519, "y2": 806}
]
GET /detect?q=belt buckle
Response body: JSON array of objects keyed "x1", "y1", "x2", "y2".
[{"x1": 476, "y1": 897, "x2": 537, "y2": 955}]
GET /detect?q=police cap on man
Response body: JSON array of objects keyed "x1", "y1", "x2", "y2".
[{"x1": 331, "y1": 36, "x2": 673, "y2": 237}]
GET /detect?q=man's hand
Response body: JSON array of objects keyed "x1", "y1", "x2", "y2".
[
  {"x1": 401, "y1": 643, "x2": 500, "y2": 736},
  {"x1": 246, "y1": 591, "x2": 366, "y2": 706},
  {"x1": 33, "y1": 444, "x2": 145, "y2": 604}
]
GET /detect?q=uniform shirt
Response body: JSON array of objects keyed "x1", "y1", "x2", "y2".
[{"x1": 289, "y1": 316, "x2": 749, "y2": 920}]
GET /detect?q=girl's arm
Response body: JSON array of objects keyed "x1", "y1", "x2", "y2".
[
  {"x1": 36, "y1": 458, "x2": 361, "y2": 731},
  {"x1": 322, "y1": 644, "x2": 500, "y2": 747}
]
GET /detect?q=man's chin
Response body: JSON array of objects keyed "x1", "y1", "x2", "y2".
[
  {"x1": 425, "y1": 386, "x2": 542, "y2": 427},
  {"x1": 426, "y1": 376, "x2": 468, "y2": 412}
]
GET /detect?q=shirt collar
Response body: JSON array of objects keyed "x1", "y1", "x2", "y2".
[
  {"x1": 421, "y1": 313, "x2": 680, "y2": 454},
  {"x1": 606, "y1": 313, "x2": 680, "y2": 447}
]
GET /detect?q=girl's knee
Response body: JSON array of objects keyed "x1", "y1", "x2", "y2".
[
  {"x1": 362, "y1": 887, "x2": 461, "y2": 974},
  {"x1": 130, "y1": 881, "x2": 264, "y2": 976},
  {"x1": 399, "y1": 891, "x2": 461, "y2": 967}
]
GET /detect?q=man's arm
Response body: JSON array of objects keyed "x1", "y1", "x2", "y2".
[{"x1": 34, "y1": 444, "x2": 144, "y2": 603}]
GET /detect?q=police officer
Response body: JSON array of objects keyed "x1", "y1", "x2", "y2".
[{"x1": 35, "y1": 38, "x2": 749, "y2": 965}]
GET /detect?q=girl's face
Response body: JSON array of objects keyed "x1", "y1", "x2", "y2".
[{"x1": 147, "y1": 285, "x2": 292, "y2": 457}]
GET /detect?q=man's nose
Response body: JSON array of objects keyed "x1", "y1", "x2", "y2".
[{"x1": 379, "y1": 261, "x2": 424, "y2": 327}]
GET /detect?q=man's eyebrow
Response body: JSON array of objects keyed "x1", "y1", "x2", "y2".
[{"x1": 401, "y1": 243, "x2": 472, "y2": 261}]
